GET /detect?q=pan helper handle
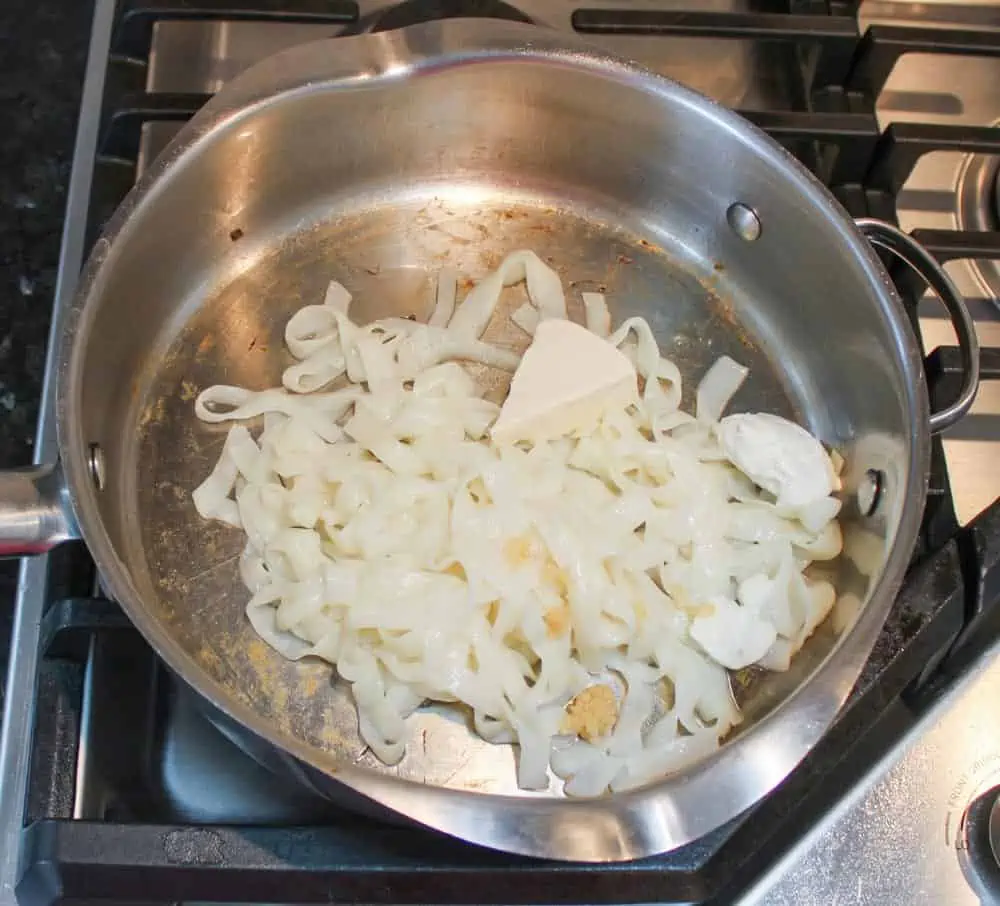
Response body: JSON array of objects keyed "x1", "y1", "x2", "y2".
[
  {"x1": 857, "y1": 219, "x2": 980, "y2": 434},
  {"x1": 0, "y1": 462, "x2": 78, "y2": 557}
]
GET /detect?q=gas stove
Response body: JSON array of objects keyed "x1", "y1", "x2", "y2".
[{"x1": 4, "y1": 2, "x2": 1000, "y2": 904}]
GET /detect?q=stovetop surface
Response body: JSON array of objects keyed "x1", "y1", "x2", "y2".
[{"x1": 6, "y1": 1, "x2": 1000, "y2": 905}]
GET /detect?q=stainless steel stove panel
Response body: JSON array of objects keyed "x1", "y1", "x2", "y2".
[{"x1": 740, "y1": 636, "x2": 1000, "y2": 906}]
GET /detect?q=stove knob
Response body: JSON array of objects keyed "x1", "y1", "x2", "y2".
[{"x1": 962, "y1": 786, "x2": 1000, "y2": 886}]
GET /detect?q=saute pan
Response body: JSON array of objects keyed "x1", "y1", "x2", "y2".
[{"x1": 0, "y1": 20, "x2": 979, "y2": 861}]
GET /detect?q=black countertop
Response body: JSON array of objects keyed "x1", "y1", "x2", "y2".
[{"x1": 0, "y1": 1, "x2": 95, "y2": 638}]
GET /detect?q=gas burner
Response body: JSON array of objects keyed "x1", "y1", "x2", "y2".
[
  {"x1": 365, "y1": 0, "x2": 533, "y2": 33},
  {"x1": 956, "y1": 143, "x2": 1000, "y2": 311}
]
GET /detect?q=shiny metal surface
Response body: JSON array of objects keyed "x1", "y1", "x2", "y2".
[
  {"x1": 135, "y1": 1, "x2": 1000, "y2": 535},
  {"x1": 863, "y1": 0, "x2": 1000, "y2": 527},
  {"x1": 121, "y1": 4, "x2": 1000, "y2": 547},
  {"x1": 145, "y1": 1, "x2": 797, "y2": 99},
  {"x1": 856, "y1": 219, "x2": 981, "y2": 432},
  {"x1": 154, "y1": 684, "x2": 336, "y2": 823},
  {"x1": 738, "y1": 637, "x2": 1000, "y2": 906},
  {"x1": 957, "y1": 153, "x2": 1000, "y2": 297},
  {"x1": 0, "y1": 3, "x2": 116, "y2": 902},
  {"x1": 136, "y1": 0, "x2": 810, "y2": 171},
  {"x1": 40, "y1": 20, "x2": 940, "y2": 860},
  {"x1": 727, "y1": 202, "x2": 763, "y2": 242},
  {"x1": 0, "y1": 0, "x2": 993, "y2": 900},
  {"x1": 989, "y1": 792, "x2": 1000, "y2": 867},
  {"x1": 0, "y1": 464, "x2": 78, "y2": 555}
]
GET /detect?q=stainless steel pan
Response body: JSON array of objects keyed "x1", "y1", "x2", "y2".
[{"x1": 0, "y1": 20, "x2": 980, "y2": 861}]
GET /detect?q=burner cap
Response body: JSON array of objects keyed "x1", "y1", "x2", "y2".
[
  {"x1": 950, "y1": 153, "x2": 1000, "y2": 311},
  {"x1": 369, "y1": 0, "x2": 533, "y2": 33}
]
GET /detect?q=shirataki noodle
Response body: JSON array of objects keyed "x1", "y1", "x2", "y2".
[{"x1": 191, "y1": 250, "x2": 843, "y2": 796}]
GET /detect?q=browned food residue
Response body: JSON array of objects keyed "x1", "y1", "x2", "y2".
[
  {"x1": 543, "y1": 602, "x2": 570, "y2": 638},
  {"x1": 247, "y1": 638, "x2": 272, "y2": 674},
  {"x1": 695, "y1": 271, "x2": 755, "y2": 351},
  {"x1": 139, "y1": 396, "x2": 167, "y2": 430},
  {"x1": 502, "y1": 534, "x2": 535, "y2": 568},
  {"x1": 563, "y1": 685, "x2": 618, "y2": 741},
  {"x1": 444, "y1": 562, "x2": 467, "y2": 581}
]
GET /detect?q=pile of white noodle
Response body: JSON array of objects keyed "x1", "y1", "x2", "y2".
[{"x1": 192, "y1": 250, "x2": 843, "y2": 796}]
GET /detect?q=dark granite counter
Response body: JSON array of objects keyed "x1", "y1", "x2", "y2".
[{"x1": 0, "y1": 1, "x2": 95, "y2": 639}]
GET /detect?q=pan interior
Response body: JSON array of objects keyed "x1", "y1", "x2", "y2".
[
  {"x1": 124, "y1": 186, "x2": 824, "y2": 796},
  {"x1": 70, "y1": 52, "x2": 916, "y2": 802}
]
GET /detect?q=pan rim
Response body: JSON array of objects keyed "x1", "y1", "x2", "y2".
[{"x1": 55, "y1": 18, "x2": 931, "y2": 862}]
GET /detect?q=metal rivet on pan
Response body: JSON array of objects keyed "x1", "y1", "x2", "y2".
[
  {"x1": 727, "y1": 203, "x2": 762, "y2": 242},
  {"x1": 858, "y1": 469, "x2": 883, "y2": 517},
  {"x1": 88, "y1": 443, "x2": 106, "y2": 491}
]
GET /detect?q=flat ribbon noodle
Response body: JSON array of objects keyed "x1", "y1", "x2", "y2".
[{"x1": 190, "y1": 250, "x2": 843, "y2": 795}]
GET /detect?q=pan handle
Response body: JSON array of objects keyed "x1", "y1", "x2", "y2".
[
  {"x1": 856, "y1": 218, "x2": 980, "y2": 434},
  {"x1": 0, "y1": 462, "x2": 78, "y2": 557}
]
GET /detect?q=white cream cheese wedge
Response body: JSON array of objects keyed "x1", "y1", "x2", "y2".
[{"x1": 491, "y1": 319, "x2": 638, "y2": 445}]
